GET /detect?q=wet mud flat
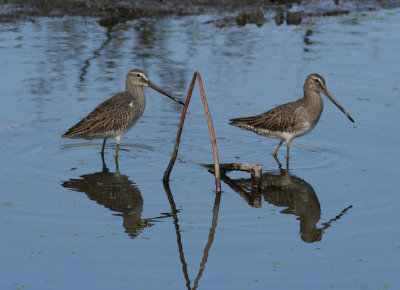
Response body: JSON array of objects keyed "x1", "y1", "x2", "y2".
[{"x1": 1, "y1": 0, "x2": 400, "y2": 27}]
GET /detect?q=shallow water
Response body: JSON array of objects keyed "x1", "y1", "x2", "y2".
[{"x1": 1, "y1": 9, "x2": 400, "y2": 290}]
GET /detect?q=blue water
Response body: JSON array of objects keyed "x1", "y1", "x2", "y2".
[{"x1": 0, "y1": 8, "x2": 400, "y2": 290}]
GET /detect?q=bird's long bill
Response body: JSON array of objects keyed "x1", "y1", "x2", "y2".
[
  {"x1": 323, "y1": 89, "x2": 355, "y2": 123},
  {"x1": 147, "y1": 80, "x2": 185, "y2": 105}
]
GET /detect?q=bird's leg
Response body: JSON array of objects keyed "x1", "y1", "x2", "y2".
[
  {"x1": 286, "y1": 141, "x2": 290, "y2": 162},
  {"x1": 272, "y1": 140, "x2": 283, "y2": 157},
  {"x1": 101, "y1": 152, "x2": 107, "y2": 171},
  {"x1": 113, "y1": 136, "x2": 122, "y2": 158},
  {"x1": 114, "y1": 143, "x2": 119, "y2": 158},
  {"x1": 273, "y1": 154, "x2": 283, "y2": 169},
  {"x1": 286, "y1": 154, "x2": 290, "y2": 171},
  {"x1": 114, "y1": 154, "x2": 120, "y2": 175},
  {"x1": 101, "y1": 139, "x2": 107, "y2": 156}
]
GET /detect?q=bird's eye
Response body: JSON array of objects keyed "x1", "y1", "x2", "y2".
[
  {"x1": 136, "y1": 73, "x2": 141, "y2": 78},
  {"x1": 315, "y1": 78, "x2": 320, "y2": 83}
]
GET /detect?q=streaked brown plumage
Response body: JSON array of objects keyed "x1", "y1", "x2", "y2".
[
  {"x1": 62, "y1": 69, "x2": 184, "y2": 157},
  {"x1": 230, "y1": 73, "x2": 354, "y2": 159}
]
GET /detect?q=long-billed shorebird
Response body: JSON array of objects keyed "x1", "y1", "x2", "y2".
[
  {"x1": 229, "y1": 73, "x2": 354, "y2": 159},
  {"x1": 62, "y1": 69, "x2": 184, "y2": 157}
]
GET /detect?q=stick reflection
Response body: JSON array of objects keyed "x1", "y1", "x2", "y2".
[{"x1": 163, "y1": 181, "x2": 221, "y2": 289}]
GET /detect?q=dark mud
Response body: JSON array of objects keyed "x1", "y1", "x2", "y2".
[{"x1": 1, "y1": 0, "x2": 400, "y2": 27}]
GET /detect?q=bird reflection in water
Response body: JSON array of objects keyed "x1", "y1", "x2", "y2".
[
  {"x1": 62, "y1": 156, "x2": 154, "y2": 238},
  {"x1": 219, "y1": 165, "x2": 352, "y2": 243}
]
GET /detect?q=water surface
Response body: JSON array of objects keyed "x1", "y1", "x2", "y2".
[{"x1": 1, "y1": 9, "x2": 400, "y2": 290}]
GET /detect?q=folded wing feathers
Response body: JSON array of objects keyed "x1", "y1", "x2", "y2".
[
  {"x1": 229, "y1": 103, "x2": 298, "y2": 133},
  {"x1": 62, "y1": 93, "x2": 133, "y2": 138}
]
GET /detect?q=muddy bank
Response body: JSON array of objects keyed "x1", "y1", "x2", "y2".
[{"x1": 0, "y1": 0, "x2": 399, "y2": 27}]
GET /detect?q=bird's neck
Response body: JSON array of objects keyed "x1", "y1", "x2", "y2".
[
  {"x1": 304, "y1": 89, "x2": 323, "y2": 103},
  {"x1": 304, "y1": 89, "x2": 324, "y2": 121},
  {"x1": 126, "y1": 84, "x2": 144, "y2": 98}
]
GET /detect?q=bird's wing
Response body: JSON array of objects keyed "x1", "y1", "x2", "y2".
[
  {"x1": 229, "y1": 101, "x2": 301, "y2": 133},
  {"x1": 63, "y1": 92, "x2": 134, "y2": 137}
]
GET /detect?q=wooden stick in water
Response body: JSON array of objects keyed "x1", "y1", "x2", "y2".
[{"x1": 163, "y1": 72, "x2": 221, "y2": 193}]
